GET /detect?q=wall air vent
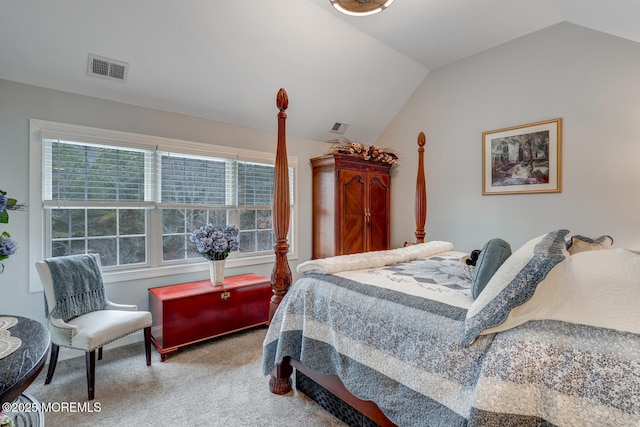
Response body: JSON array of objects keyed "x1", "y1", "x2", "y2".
[
  {"x1": 329, "y1": 122, "x2": 349, "y2": 134},
  {"x1": 87, "y1": 54, "x2": 129, "y2": 82}
]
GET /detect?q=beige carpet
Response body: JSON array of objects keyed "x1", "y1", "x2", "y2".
[{"x1": 24, "y1": 328, "x2": 346, "y2": 426}]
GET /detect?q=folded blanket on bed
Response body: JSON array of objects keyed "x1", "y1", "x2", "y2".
[{"x1": 296, "y1": 241, "x2": 455, "y2": 274}]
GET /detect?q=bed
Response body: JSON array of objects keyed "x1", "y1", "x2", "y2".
[{"x1": 262, "y1": 89, "x2": 640, "y2": 426}]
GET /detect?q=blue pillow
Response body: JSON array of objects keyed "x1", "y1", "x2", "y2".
[
  {"x1": 462, "y1": 229, "x2": 569, "y2": 347},
  {"x1": 472, "y1": 238, "x2": 511, "y2": 299}
]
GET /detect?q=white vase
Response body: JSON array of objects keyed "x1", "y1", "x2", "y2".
[{"x1": 209, "y1": 260, "x2": 225, "y2": 285}]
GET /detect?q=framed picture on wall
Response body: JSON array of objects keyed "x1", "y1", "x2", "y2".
[{"x1": 482, "y1": 118, "x2": 562, "y2": 195}]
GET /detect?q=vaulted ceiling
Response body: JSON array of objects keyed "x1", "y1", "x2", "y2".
[{"x1": 1, "y1": 0, "x2": 639, "y2": 143}]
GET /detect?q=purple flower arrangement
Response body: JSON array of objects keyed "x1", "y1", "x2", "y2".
[
  {"x1": 190, "y1": 224, "x2": 240, "y2": 261},
  {"x1": 0, "y1": 234, "x2": 17, "y2": 264},
  {"x1": 0, "y1": 189, "x2": 23, "y2": 273}
]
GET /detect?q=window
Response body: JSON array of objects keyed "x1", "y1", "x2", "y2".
[
  {"x1": 51, "y1": 207, "x2": 147, "y2": 266},
  {"x1": 43, "y1": 140, "x2": 153, "y2": 267},
  {"x1": 29, "y1": 119, "x2": 297, "y2": 288},
  {"x1": 157, "y1": 153, "x2": 288, "y2": 263}
]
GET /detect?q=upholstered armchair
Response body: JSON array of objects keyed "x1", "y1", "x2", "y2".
[{"x1": 35, "y1": 254, "x2": 152, "y2": 401}]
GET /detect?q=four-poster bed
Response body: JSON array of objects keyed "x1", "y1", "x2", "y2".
[{"x1": 265, "y1": 89, "x2": 640, "y2": 426}]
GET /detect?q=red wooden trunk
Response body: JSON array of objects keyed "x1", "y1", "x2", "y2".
[{"x1": 148, "y1": 273, "x2": 271, "y2": 361}]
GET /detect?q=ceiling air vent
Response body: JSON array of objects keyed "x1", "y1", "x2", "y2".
[
  {"x1": 329, "y1": 122, "x2": 349, "y2": 134},
  {"x1": 87, "y1": 54, "x2": 129, "y2": 82}
]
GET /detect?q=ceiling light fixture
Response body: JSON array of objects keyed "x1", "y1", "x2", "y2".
[{"x1": 330, "y1": 0, "x2": 395, "y2": 17}]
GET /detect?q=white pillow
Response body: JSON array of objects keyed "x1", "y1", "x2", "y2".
[
  {"x1": 566, "y1": 234, "x2": 613, "y2": 255},
  {"x1": 461, "y1": 229, "x2": 570, "y2": 346},
  {"x1": 464, "y1": 245, "x2": 640, "y2": 346},
  {"x1": 549, "y1": 248, "x2": 640, "y2": 334}
]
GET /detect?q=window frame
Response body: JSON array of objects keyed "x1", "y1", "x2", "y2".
[{"x1": 29, "y1": 119, "x2": 298, "y2": 292}]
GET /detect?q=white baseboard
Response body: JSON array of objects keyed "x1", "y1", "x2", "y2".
[{"x1": 55, "y1": 330, "x2": 146, "y2": 362}]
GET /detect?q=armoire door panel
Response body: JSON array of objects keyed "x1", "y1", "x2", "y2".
[
  {"x1": 340, "y1": 171, "x2": 366, "y2": 254},
  {"x1": 342, "y1": 218, "x2": 365, "y2": 254},
  {"x1": 368, "y1": 215, "x2": 388, "y2": 251},
  {"x1": 368, "y1": 176, "x2": 389, "y2": 215},
  {"x1": 367, "y1": 175, "x2": 390, "y2": 252},
  {"x1": 341, "y1": 173, "x2": 366, "y2": 215}
]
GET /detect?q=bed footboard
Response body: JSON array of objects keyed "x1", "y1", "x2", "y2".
[{"x1": 271, "y1": 357, "x2": 396, "y2": 426}]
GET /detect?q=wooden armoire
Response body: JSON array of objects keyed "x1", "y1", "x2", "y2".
[{"x1": 310, "y1": 154, "x2": 391, "y2": 259}]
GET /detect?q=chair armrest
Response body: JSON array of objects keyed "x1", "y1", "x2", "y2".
[
  {"x1": 105, "y1": 300, "x2": 138, "y2": 311},
  {"x1": 48, "y1": 316, "x2": 79, "y2": 346}
]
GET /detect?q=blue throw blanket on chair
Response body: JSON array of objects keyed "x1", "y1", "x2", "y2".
[{"x1": 44, "y1": 254, "x2": 107, "y2": 322}]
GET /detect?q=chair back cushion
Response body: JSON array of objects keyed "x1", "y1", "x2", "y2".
[{"x1": 41, "y1": 254, "x2": 107, "y2": 321}]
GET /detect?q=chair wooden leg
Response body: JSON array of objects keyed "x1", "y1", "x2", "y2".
[
  {"x1": 86, "y1": 350, "x2": 96, "y2": 401},
  {"x1": 44, "y1": 343, "x2": 59, "y2": 385},
  {"x1": 144, "y1": 326, "x2": 151, "y2": 366},
  {"x1": 98, "y1": 347, "x2": 103, "y2": 360}
]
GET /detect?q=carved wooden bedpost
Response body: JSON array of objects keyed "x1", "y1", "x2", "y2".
[
  {"x1": 415, "y1": 132, "x2": 427, "y2": 243},
  {"x1": 269, "y1": 88, "x2": 292, "y2": 324},
  {"x1": 269, "y1": 88, "x2": 294, "y2": 395}
]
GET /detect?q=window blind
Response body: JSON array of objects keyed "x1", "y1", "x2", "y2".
[
  {"x1": 42, "y1": 139, "x2": 155, "y2": 208},
  {"x1": 157, "y1": 152, "x2": 236, "y2": 209},
  {"x1": 43, "y1": 143, "x2": 292, "y2": 210},
  {"x1": 238, "y1": 161, "x2": 274, "y2": 207}
]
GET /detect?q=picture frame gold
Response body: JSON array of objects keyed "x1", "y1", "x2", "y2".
[{"x1": 482, "y1": 118, "x2": 562, "y2": 195}]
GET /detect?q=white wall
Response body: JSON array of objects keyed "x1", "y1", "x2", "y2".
[
  {"x1": 379, "y1": 22, "x2": 640, "y2": 253},
  {"x1": 0, "y1": 79, "x2": 326, "y2": 327}
]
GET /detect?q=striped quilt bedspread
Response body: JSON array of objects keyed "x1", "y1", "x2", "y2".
[{"x1": 262, "y1": 249, "x2": 640, "y2": 426}]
